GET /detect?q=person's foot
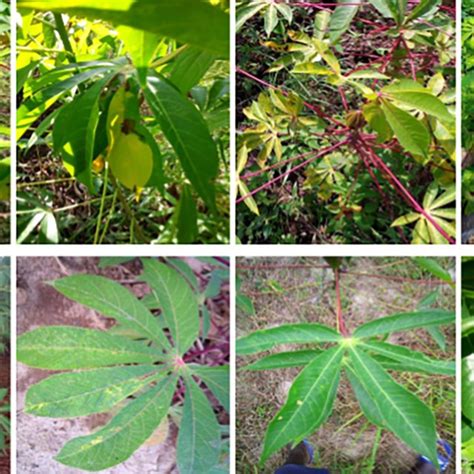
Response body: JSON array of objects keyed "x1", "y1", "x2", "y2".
[{"x1": 284, "y1": 440, "x2": 314, "y2": 465}]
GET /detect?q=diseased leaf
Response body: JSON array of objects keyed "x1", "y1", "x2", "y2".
[
  {"x1": 354, "y1": 309, "x2": 454, "y2": 338},
  {"x1": 329, "y1": 0, "x2": 361, "y2": 43},
  {"x1": 260, "y1": 346, "x2": 344, "y2": 464},
  {"x1": 236, "y1": 323, "x2": 342, "y2": 355},
  {"x1": 56, "y1": 376, "x2": 177, "y2": 471},
  {"x1": 348, "y1": 347, "x2": 438, "y2": 466},
  {"x1": 50, "y1": 275, "x2": 171, "y2": 350},
  {"x1": 17, "y1": 326, "x2": 164, "y2": 369},
  {"x1": 191, "y1": 365, "x2": 229, "y2": 411},
  {"x1": 177, "y1": 375, "x2": 221, "y2": 474},
  {"x1": 25, "y1": 365, "x2": 161, "y2": 418},
  {"x1": 141, "y1": 259, "x2": 199, "y2": 355}
]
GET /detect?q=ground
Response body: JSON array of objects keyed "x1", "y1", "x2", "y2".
[{"x1": 236, "y1": 257, "x2": 455, "y2": 474}]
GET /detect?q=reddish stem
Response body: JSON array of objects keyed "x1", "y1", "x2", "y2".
[{"x1": 335, "y1": 269, "x2": 349, "y2": 337}]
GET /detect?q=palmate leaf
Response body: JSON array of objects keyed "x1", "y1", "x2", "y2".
[
  {"x1": 177, "y1": 374, "x2": 221, "y2": 474},
  {"x1": 191, "y1": 365, "x2": 230, "y2": 411},
  {"x1": 141, "y1": 259, "x2": 200, "y2": 356},
  {"x1": 25, "y1": 365, "x2": 162, "y2": 418},
  {"x1": 17, "y1": 326, "x2": 164, "y2": 369},
  {"x1": 236, "y1": 323, "x2": 342, "y2": 355},
  {"x1": 56, "y1": 375, "x2": 177, "y2": 471},
  {"x1": 348, "y1": 346, "x2": 438, "y2": 466},
  {"x1": 260, "y1": 345, "x2": 344, "y2": 464},
  {"x1": 51, "y1": 274, "x2": 171, "y2": 350},
  {"x1": 353, "y1": 309, "x2": 454, "y2": 338}
]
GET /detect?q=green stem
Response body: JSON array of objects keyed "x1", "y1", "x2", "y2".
[
  {"x1": 366, "y1": 427, "x2": 383, "y2": 473},
  {"x1": 99, "y1": 188, "x2": 118, "y2": 244},
  {"x1": 150, "y1": 44, "x2": 188, "y2": 68},
  {"x1": 109, "y1": 173, "x2": 148, "y2": 243},
  {"x1": 53, "y1": 13, "x2": 77, "y2": 63},
  {"x1": 93, "y1": 165, "x2": 109, "y2": 245},
  {"x1": 17, "y1": 177, "x2": 76, "y2": 189}
]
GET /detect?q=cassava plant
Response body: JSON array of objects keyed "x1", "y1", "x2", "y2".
[
  {"x1": 17, "y1": 258, "x2": 229, "y2": 472},
  {"x1": 462, "y1": 258, "x2": 474, "y2": 471},
  {"x1": 236, "y1": 258, "x2": 455, "y2": 468},
  {"x1": 17, "y1": 0, "x2": 229, "y2": 244},
  {"x1": 237, "y1": 0, "x2": 455, "y2": 244}
]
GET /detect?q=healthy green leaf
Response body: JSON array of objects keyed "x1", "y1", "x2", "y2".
[
  {"x1": 18, "y1": 0, "x2": 229, "y2": 58},
  {"x1": 243, "y1": 350, "x2": 321, "y2": 371},
  {"x1": 348, "y1": 346, "x2": 438, "y2": 466},
  {"x1": 412, "y1": 257, "x2": 453, "y2": 283},
  {"x1": 380, "y1": 99, "x2": 430, "y2": 157},
  {"x1": 17, "y1": 326, "x2": 164, "y2": 369},
  {"x1": 177, "y1": 374, "x2": 221, "y2": 474},
  {"x1": 408, "y1": 0, "x2": 440, "y2": 20},
  {"x1": 463, "y1": 355, "x2": 474, "y2": 422},
  {"x1": 329, "y1": 0, "x2": 361, "y2": 43},
  {"x1": 50, "y1": 275, "x2": 171, "y2": 350},
  {"x1": 56, "y1": 375, "x2": 177, "y2": 471},
  {"x1": 236, "y1": 2, "x2": 266, "y2": 32},
  {"x1": 264, "y1": 5, "x2": 278, "y2": 37},
  {"x1": 354, "y1": 309, "x2": 454, "y2": 338},
  {"x1": 260, "y1": 345, "x2": 344, "y2": 464},
  {"x1": 25, "y1": 365, "x2": 161, "y2": 418},
  {"x1": 236, "y1": 323, "x2": 342, "y2": 355},
  {"x1": 361, "y1": 341, "x2": 455, "y2": 375},
  {"x1": 145, "y1": 73, "x2": 219, "y2": 211},
  {"x1": 141, "y1": 259, "x2": 199, "y2": 355},
  {"x1": 175, "y1": 184, "x2": 198, "y2": 244},
  {"x1": 191, "y1": 365, "x2": 229, "y2": 411}
]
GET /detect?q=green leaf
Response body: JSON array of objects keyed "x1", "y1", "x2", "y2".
[
  {"x1": 236, "y1": 323, "x2": 342, "y2": 355},
  {"x1": 177, "y1": 375, "x2": 221, "y2": 474},
  {"x1": 243, "y1": 350, "x2": 321, "y2": 371},
  {"x1": 169, "y1": 47, "x2": 217, "y2": 94},
  {"x1": 383, "y1": 80, "x2": 454, "y2": 123},
  {"x1": 463, "y1": 355, "x2": 474, "y2": 422},
  {"x1": 236, "y1": 293, "x2": 256, "y2": 315},
  {"x1": 175, "y1": 184, "x2": 198, "y2": 244},
  {"x1": 354, "y1": 309, "x2": 454, "y2": 338},
  {"x1": 412, "y1": 257, "x2": 453, "y2": 282},
  {"x1": 17, "y1": 326, "x2": 164, "y2": 369},
  {"x1": 408, "y1": 0, "x2": 440, "y2": 20},
  {"x1": 380, "y1": 99, "x2": 430, "y2": 157},
  {"x1": 141, "y1": 259, "x2": 199, "y2": 355},
  {"x1": 56, "y1": 376, "x2": 177, "y2": 471},
  {"x1": 368, "y1": 0, "x2": 397, "y2": 20},
  {"x1": 50, "y1": 275, "x2": 171, "y2": 350},
  {"x1": 292, "y1": 63, "x2": 334, "y2": 75},
  {"x1": 145, "y1": 73, "x2": 219, "y2": 211},
  {"x1": 275, "y1": 3, "x2": 293, "y2": 22},
  {"x1": 237, "y1": 180, "x2": 260, "y2": 215},
  {"x1": 345, "y1": 364, "x2": 385, "y2": 426},
  {"x1": 348, "y1": 347, "x2": 438, "y2": 466},
  {"x1": 329, "y1": 0, "x2": 361, "y2": 43},
  {"x1": 391, "y1": 212, "x2": 420, "y2": 227},
  {"x1": 363, "y1": 102, "x2": 393, "y2": 142},
  {"x1": 236, "y1": 2, "x2": 266, "y2": 32},
  {"x1": 40, "y1": 211, "x2": 59, "y2": 244},
  {"x1": 260, "y1": 346, "x2": 344, "y2": 464},
  {"x1": 25, "y1": 365, "x2": 160, "y2": 418},
  {"x1": 191, "y1": 365, "x2": 229, "y2": 411},
  {"x1": 264, "y1": 5, "x2": 278, "y2": 37},
  {"x1": 53, "y1": 75, "x2": 112, "y2": 191},
  {"x1": 19, "y1": 0, "x2": 229, "y2": 58},
  {"x1": 361, "y1": 341, "x2": 455, "y2": 375}
]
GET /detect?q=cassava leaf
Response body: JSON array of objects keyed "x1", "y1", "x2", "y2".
[
  {"x1": 236, "y1": 323, "x2": 342, "y2": 355},
  {"x1": 25, "y1": 365, "x2": 161, "y2": 418},
  {"x1": 412, "y1": 257, "x2": 453, "y2": 283},
  {"x1": 380, "y1": 99, "x2": 430, "y2": 157},
  {"x1": 243, "y1": 350, "x2": 321, "y2": 371},
  {"x1": 144, "y1": 73, "x2": 219, "y2": 211},
  {"x1": 17, "y1": 326, "x2": 164, "y2": 369},
  {"x1": 191, "y1": 365, "x2": 229, "y2": 411},
  {"x1": 260, "y1": 345, "x2": 344, "y2": 464},
  {"x1": 141, "y1": 259, "x2": 199, "y2": 355},
  {"x1": 329, "y1": 0, "x2": 361, "y2": 43},
  {"x1": 50, "y1": 275, "x2": 171, "y2": 350},
  {"x1": 56, "y1": 375, "x2": 177, "y2": 471},
  {"x1": 463, "y1": 355, "x2": 474, "y2": 422},
  {"x1": 361, "y1": 341, "x2": 455, "y2": 375},
  {"x1": 354, "y1": 309, "x2": 454, "y2": 338},
  {"x1": 348, "y1": 346, "x2": 438, "y2": 466},
  {"x1": 177, "y1": 374, "x2": 221, "y2": 474}
]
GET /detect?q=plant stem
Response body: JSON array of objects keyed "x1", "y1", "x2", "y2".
[
  {"x1": 109, "y1": 173, "x2": 148, "y2": 243},
  {"x1": 367, "y1": 427, "x2": 383, "y2": 473},
  {"x1": 93, "y1": 165, "x2": 109, "y2": 245},
  {"x1": 99, "y1": 188, "x2": 118, "y2": 244},
  {"x1": 335, "y1": 268, "x2": 348, "y2": 336}
]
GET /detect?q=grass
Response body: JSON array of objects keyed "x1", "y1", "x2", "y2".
[{"x1": 236, "y1": 257, "x2": 456, "y2": 474}]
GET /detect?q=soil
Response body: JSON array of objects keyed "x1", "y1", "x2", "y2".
[
  {"x1": 16, "y1": 257, "x2": 229, "y2": 474},
  {"x1": 236, "y1": 257, "x2": 456, "y2": 474}
]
